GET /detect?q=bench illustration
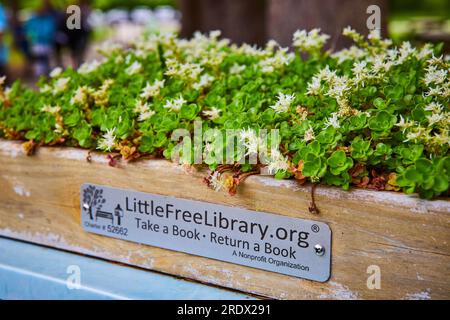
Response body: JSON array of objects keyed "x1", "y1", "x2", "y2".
[
  {"x1": 94, "y1": 205, "x2": 124, "y2": 225},
  {"x1": 95, "y1": 210, "x2": 114, "y2": 224}
]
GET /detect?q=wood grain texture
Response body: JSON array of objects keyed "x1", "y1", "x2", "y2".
[{"x1": 0, "y1": 140, "x2": 449, "y2": 299}]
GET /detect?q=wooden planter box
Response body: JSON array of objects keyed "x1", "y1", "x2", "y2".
[{"x1": 0, "y1": 139, "x2": 449, "y2": 299}]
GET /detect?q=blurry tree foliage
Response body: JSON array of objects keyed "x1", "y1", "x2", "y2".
[{"x1": 390, "y1": 0, "x2": 450, "y2": 17}]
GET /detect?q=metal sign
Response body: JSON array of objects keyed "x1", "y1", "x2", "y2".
[{"x1": 80, "y1": 183, "x2": 331, "y2": 282}]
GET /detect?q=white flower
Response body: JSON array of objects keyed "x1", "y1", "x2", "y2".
[
  {"x1": 404, "y1": 126, "x2": 429, "y2": 143},
  {"x1": 424, "y1": 86, "x2": 444, "y2": 97},
  {"x1": 239, "y1": 128, "x2": 256, "y2": 141},
  {"x1": 336, "y1": 97, "x2": 352, "y2": 117},
  {"x1": 270, "y1": 92, "x2": 295, "y2": 113},
  {"x1": 368, "y1": 29, "x2": 381, "y2": 40},
  {"x1": 72, "y1": 87, "x2": 84, "y2": 105},
  {"x1": 423, "y1": 65, "x2": 447, "y2": 86},
  {"x1": 265, "y1": 39, "x2": 279, "y2": 53},
  {"x1": 318, "y1": 66, "x2": 337, "y2": 82},
  {"x1": 343, "y1": 26, "x2": 357, "y2": 36},
  {"x1": 427, "y1": 113, "x2": 444, "y2": 126},
  {"x1": 352, "y1": 60, "x2": 368, "y2": 84},
  {"x1": 342, "y1": 26, "x2": 364, "y2": 44},
  {"x1": 97, "y1": 41, "x2": 123, "y2": 56},
  {"x1": 71, "y1": 86, "x2": 90, "y2": 105},
  {"x1": 49, "y1": 67, "x2": 62, "y2": 78},
  {"x1": 235, "y1": 43, "x2": 266, "y2": 57},
  {"x1": 138, "y1": 110, "x2": 156, "y2": 121},
  {"x1": 165, "y1": 59, "x2": 203, "y2": 82},
  {"x1": 427, "y1": 55, "x2": 444, "y2": 66},
  {"x1": 4, "y1": 86, "x2": 12, "y2": 98},
  {"x1": 304, "y1": 127, "x2": 315, "y2": 142},
  {"x1": 267, "y1": 149, "x2": 289, "y2": 174},
  {"x1": 387, "y1": 48, "x2": 398, "y2": 61},
  {"x1": 163, "y1": 95, "x2": 186, "y2": 112},
  {"x1": 324, "y1": 112, "x2": 340, "y2": 128},
  {"x1": 306, "y1": 76, "x2": 322, "y2": 95},
  {"x1": 424, "y1": 102, "x2": 443, "y2": 114},
  {"x1": 140, "y1": 79, "x2": 165, "y2": 99},
  {"x1": 293, "y1": 28, "x2": 329, "y2": 52},
  {"x1": 368, "y1": 53, "x2": 393, "y2": 75},
  {"x1": 229, "y1": 63, "x2": 246, "y2": 75},
  {"x1": 54, "y1": 122, "x2": 63, "y2": 134},
  {"x1": 41, "y1": 104, "x2": 60, "y2": 114},
  {"x1": 209, "y1": 171, "x2": 225, "y2": 192},
  {"x1": 239, "y1": 128, "x2": 260, "y2": 156},
  {"x1": 202, "y1": 107, "x2": 221, "y2": 120},
  {"x1": 259, "y1": 49, "x2": 293, "y2": 73},
  {"x1": 134, "y1": 100, "x2": 149, "y2": 114},
  {"x1": 432, "y1": 130, "x2": 450, "y2": 146},
  {"x1": 398, "y1": 41, "x2": 416, "y2": 63},
  {"x1": 78, "y1": 60, "x2": 102, "y2": 74},
  {"x1": 0, "y1": 76, "x2": 6, "y2": 86},
  {"x1": 395, "y1": 115, "x2": 415, "y2": 133},
  {"x1": 326, "y1": 76, "x2": 350, "y2": 98},
  {"x1": 209, "y1": 30, "x2": 221, "y2": 39},
  {"x1": 52, "y1": 77, "x2": 70, "y2": 94},
  {"x1": 126, "y1": 61, "x2": 142, "y2": 75},
  {"x1": 352, "y1": 60, "x2": 367, "y2": 75},
  {"x1": 97, "y1": 128, "x2": 117, "y2": 151},
  {"x1": 193, "y1": 73, "x2": 215, "y2": 90},
  {"x1": 417, "y1": 44, "x2": 433, "y2": 60},
  {"x1": 134, "y1": 100, "x2": 155, "y2": 121},
  {"x1": 40, "y1": 84, "x2": 52, "y2": 93},
  {"x1": 443, "y1": 84, "x2": 450, "y2": 98},
  {"x1": 332, "y1": 46, "x2": 365, "y2": 64}
]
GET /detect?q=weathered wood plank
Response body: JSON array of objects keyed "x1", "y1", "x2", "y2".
[{"x1": 0, "y1": 140, "x2": 449, "y2": 299}]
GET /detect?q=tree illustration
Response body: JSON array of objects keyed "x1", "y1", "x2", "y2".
[{"x1": 82, "y1": 185, "x2": 106, "y2": 220}]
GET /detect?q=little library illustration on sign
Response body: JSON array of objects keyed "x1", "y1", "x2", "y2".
[{"x1": 80, "y1": 183, "x2": 332, "y2": 282}]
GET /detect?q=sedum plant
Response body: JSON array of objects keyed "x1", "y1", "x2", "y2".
[{"x1": 0, "y1": 28, "x2": 449, "y2": 200}]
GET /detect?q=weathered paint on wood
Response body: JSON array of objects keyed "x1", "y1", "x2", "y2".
[{"x1": 0, "y1": 140, "x2": 449, "y2": 299}]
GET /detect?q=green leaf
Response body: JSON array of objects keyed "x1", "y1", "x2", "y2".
[
  {"x1": 404, "y1": 168, "x2": 423, "y2": 183},
  {"x1": 368, "y1": 111, "x2": 397, "y2": 132},
  {"x1": 302, "y1": 154, "x2": 322, "y2": 177},
  {"x1": 180, "y1": 103, "x2": 199, "y2": 120},
  {"x1": 433, "y1": 175, "x2": 448, "y2": 193},
  {"x1": 373, "y1": 97, "x2": 386, "y2": 109},
  {"x1": 327, "y1": 150, "x2": 346, "y2": 167},
  {"x1": 73, "y1": 123, "x2": 92, "y2": 148},
  {"x1": 139, "y1": 135, "x2": 154, "y2": 153}
]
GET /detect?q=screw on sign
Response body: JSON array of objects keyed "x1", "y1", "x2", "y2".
[{"x1": 314, "y1": 244, "x2": 325, "y2": 256}]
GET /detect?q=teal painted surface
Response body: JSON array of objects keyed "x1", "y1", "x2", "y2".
[{"x1": 0, "y1": 237, "x2": 254, "y2": 300}]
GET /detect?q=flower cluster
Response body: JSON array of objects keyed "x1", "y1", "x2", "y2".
[
  {"x1": 140, "y1": 79, "x2": 165, "y2": 99},
  {"x1": 0, "y1": 28, "x2": 448, "y2": 199},
  {"x1": 271, "y1": 93, "x2": 296, "y2": 113},
  {"x1": 293, "y1": 28, "x2": 330, "y2": 53}
]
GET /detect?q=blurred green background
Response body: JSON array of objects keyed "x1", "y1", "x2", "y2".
[{"x1": 2, "y1": 0, "x2": 449, "y2": 84}]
